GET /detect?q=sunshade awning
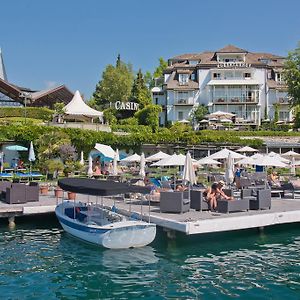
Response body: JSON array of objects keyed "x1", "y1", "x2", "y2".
[{"x1": 58, "y1": 178, "x2": 151, "y2": 196}]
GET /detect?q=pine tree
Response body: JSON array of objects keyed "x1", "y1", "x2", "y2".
[{"x1": 131, "y1": 69, "x2": 152, "y2": 109}]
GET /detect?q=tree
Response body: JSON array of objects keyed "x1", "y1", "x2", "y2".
[
  {"x1": 134, "y1": 105, "x2": 162, "y2": 132},
  {"x1": 191, "y1": 104, "x2": 209, "y2": 124},
  {"x1": 131, "y1": 69, "x2": 152, "y2": 109},
  {"x1": 153, "y1": 57, "x2": 168, "y2": 79},
  {"x1": 93, "y1": 55, "x2": 134, "y2": 109},
  {"x1": 283, "y1": 43, "x2": 300, "y2": 107},
  {"x1": 273, "y1": 103, "x2": 279, "y2": 123}
]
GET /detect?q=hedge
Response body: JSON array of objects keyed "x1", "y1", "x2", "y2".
[{"x1": 0, "y1": 107, "x2": 54, "y2": 121}]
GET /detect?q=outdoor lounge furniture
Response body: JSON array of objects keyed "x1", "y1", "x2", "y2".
[
  {"x1": 160, "y1": 191, "x2": 190, "y2": 213},
  {"x1": 190, "y1": 190, "x2": 208, "y2": 211},
  {"x1": 2, "y1": 182, "x2": 39, "y2": 204},
  {"x1": 249, "y1": 189, "x2": 271, "y2": 210},
  {"x1": 241, "y1": 188, "x2": 271, "y2": 210},
  {"x1": 4, "y1": 183, "x2": 27, "y2": 204},
  {"x1": 217, "y1": 198, "x2": 249, "y2": 213}
]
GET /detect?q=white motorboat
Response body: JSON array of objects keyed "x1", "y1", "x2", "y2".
[{"x1": 55, "y1": 201, "x2": 156, "y2": 249}]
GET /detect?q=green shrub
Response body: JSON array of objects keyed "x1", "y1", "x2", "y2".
[{"x1": 0, "y1": 107, "x2": 53, "y2": 121}]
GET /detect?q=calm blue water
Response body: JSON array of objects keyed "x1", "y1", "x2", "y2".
[{"x1": 0, "y1": 215, "x2": 300, "y2": 300}]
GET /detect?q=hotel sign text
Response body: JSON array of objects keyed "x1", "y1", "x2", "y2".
[
  {"x1": 217, "y1": 62, "x2": 252, "y2": 68},
  {"x1": 113, "y1": 101, "x2": 139, "y2": 111}
]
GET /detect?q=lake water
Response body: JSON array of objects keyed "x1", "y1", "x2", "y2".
[{"x1": 0, "y1": 215, "x2": 300, "y2": 299}]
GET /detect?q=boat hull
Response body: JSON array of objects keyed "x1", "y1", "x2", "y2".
[{"x1": 55, "y1": 203, "x2": 156, "y2": 249}]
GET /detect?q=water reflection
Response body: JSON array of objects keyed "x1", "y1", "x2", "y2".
[{"x1": 1, "y1": 221, "x2": 300, "y2": 299}]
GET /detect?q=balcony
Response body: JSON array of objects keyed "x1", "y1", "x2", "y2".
[
  {"x1": 212, "y1": 96, "x2": 258, "y2": 104},
  {"x1": 174, "y1": 98, "x2": 195, "y2": 105},
  {"x1": 277, "y1": 97, "x2": 290, "y2": 104}
]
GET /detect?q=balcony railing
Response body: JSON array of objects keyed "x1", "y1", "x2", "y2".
[
  {"x1": 174, "y1": 98, "x2": 195, "y2": 105},
  {"x1": 212, "y1": 96, "x2": 258, "y2": 104}
]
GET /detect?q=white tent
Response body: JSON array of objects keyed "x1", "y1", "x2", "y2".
[
  {"x1": 197, "y1": 157, "x2": 221, "y2": 165},
  {"x1": 182, "y1": 152, "x2": 197, "y2": 185},
  {"x1": 94, "y1": 143, "x2": 116, "y2": 160},
  {"x1": 237, "y1": 146, "x2": 258, "y2": 153},
  {"x1": 121, "y1": 153, "x2": 141, "y2": 163},
  {"x1": 146, "y1": 151, "x2": 170, "y2": 162},
  {"x1": 64, "y1": 90, "x2": 103, "y2": 121},
  {"x1": 209, "y1": 148, "x2": 245, "y2": 160}
]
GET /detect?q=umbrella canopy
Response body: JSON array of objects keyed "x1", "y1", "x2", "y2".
[
  {"x1": 207, "y1": 111, "x2": 235, "y2": 119},
  {"x1": 235, "y1": 156, "x2": 257, "y2": 165},
  {"x1": 281, "y1": 150, "x2": 300, "y2": 159},
  {"x1": 209, "y1": 148, "x2": 245, "y2": 160},
  {"x1": 121, "y1": 153, "x2": 141, "y2": 163},
  {"x1": 237, "y1": 146, "x2": 258, "y2": 153},
  {"x1": 79, "y1": 151, "x2": 84, "y2": 165},
  {"x1": 197, "y1": 157, "x2": 221, "y2": 165},
  {"x1": 28, "y1": 141, "x2": 36, "y2": 162},
  {"x1": 112, "y1": 152, "x2": 118, "y2": 176},
  {"x1": 182, "y1": 152, "x2": 197, "y2": 185},
  {"x1": 267, "y1": 152, "x2": 290, "y2": 163},
  {"x1": 152, "y1": 153, "x2": 187, "y2": 167},
  {"x1": 291, "y1": 156, "x2": 296, "y2": 176},
  {"x1": 139, "y1": 153, "x2": 146, "y2": 178},
  {"x1": 94, "y1": 143, "x2": 116, "y2": 160},
  {"x1": 254, "y1": 155, "x2": 288, "y2": 168},
  {"x1": 225, "y1": 153, "x2": 234, "y2": 184},
  {"x1": 146, "y1": 151, "x2": 170, "y2": 162},
  {"x1": 220, "y1": 118, "x2": 232, "y2": 123},
  {"x1": 6, "y1": 145, "x2": 28, "y2": 151},
  {"x1": 87, "y1": 155, "x2": 93, "y2": 178}
]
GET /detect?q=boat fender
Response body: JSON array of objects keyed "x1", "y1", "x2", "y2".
[{"x1": 111, "y1": 205, "x2": 117, "y2": 213}]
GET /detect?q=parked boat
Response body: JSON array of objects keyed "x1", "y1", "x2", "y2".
[{"x1": 55, "y1": 200, "x2": 156, "y2": 249}]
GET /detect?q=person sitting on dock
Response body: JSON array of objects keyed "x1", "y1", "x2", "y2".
[{"x1": 203, "y1": 181, "x2": 233, "y2": 210}]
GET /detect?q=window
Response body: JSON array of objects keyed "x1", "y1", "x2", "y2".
[
  {"x1": 155, "y1": 97, "x2": 158, "y2": 105},
  {"x1": 191, "y1": 73, "x2": 196, "y2": 80},
  {"x1": 244, "y1": 73, "x2": 251, "y2": 78},
  {"x1": 178, "y1": 74, "x2": 189, "y2": 84},
  {"x1": 178, "y1": 111, "x2": 184, "y2": 120},
  {"x1": 276, "y1": 73, "x2": 282, "y2": 82},
  {"x1": 213, "y1": 73, "x2": 221, "y2": 79}
]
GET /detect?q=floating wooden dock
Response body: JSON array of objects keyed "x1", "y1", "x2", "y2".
[{"x1": 1, "y1": 191, "x2": 300, "y2": 235}]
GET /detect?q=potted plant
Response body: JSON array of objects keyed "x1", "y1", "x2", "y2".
[
  {"x1": 40, "y1": 184, "x2": 49, "y2": 195},
  {"x1": 54, "y1": 187, "x2": 63, "y2": 198}
]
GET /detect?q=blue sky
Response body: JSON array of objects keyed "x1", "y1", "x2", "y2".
[{"x1": 1, "y1": 0, "x2": 299, "y2": 99}]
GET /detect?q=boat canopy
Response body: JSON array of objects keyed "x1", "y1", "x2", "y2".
[{"x1": 58, "y1": 178, "x2": 151, "y2": 196}]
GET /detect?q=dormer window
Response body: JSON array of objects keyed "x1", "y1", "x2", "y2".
[
  {"x1": 213, "y1": 73, "x2": 221, "y2": 79},
  {"x1": 275, "y1": 73, "x2": 282, "y2": 82},
  {"x1": 179, "y1": 74, "x2": 189, "y2": 85},
  {"x1": 189, "y1": 60, "x2": 198, "y2": 65},
  {"x1": 244, "y1": 73, "x2": 251, "y2": 78}
]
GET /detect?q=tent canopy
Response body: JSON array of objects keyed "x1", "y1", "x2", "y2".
[
  {"x1": 64, "y1": 90, "x2": 103, "y2": 120},
  {"x1": 94, "y1": 143, "x2": 116, "y2": 160}
]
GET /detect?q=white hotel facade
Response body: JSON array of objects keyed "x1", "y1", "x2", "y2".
[{"x1": 152, "y1": 45, "x2": 290, "y2": 127}]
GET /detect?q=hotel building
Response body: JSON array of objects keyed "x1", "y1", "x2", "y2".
[{"x1": 152, "y1": 45, "x2": 290, "y2": 127}]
